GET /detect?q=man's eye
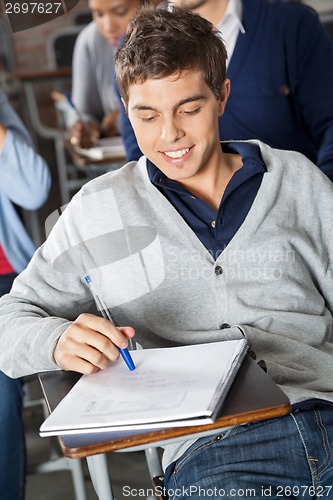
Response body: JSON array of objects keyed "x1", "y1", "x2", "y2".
[
  {"x1": 141, "y1": 115, "x2": 157, "y2": 122},
  {"x1": 182, "y1": 108, "x2": 200, "y2": 115}
]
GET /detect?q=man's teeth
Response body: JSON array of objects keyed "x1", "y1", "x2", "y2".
[{"x1": 164, "y1": 148, "x2": 190, "y2": 158}]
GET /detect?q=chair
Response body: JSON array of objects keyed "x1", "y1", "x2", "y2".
[
  {"x1": 0, "y1": 16, "x2": 20, "y2": 97},
  {"x1": 14, "y1": 68, "x2": 88, "y2": 205},
  {"x1": 46, "y1": 25, "x2": 83, "y2": 69},
  {"x1": 70, "y1": 9, "x2": 93, "y2": 26},
  {"x1": 24, "y1": 375, "x2": 88, "y2": 500},
  {"x1": 15, "y1": 22, "x2": 93, "y2": 204},
  {"x1": 0, "y1": 16, "x2": 15, "y2": 74}
]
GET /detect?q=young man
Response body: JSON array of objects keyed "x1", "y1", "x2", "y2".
[
  {"x1": 0, "y1": 8, "x2": 332, "y2": 498},
  {"x1": 118, "y1": 0, "x2": 333, "y2": 182}
]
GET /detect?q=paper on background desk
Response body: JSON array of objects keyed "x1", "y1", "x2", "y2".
[
  {"x1": 73, "y1": 136, "x2": 126, "y2": 160},
  {"x1": 40, "y1": 339, "x2": 249, "y2": 437}
]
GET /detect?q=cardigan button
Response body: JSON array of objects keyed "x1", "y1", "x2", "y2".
[{"x1": 215, "y1": 266, "x2": 223, "y2": 275}]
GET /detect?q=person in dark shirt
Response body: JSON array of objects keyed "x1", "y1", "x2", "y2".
[{"x1": 117, "y1": 0, "x2": 333, "y2": 181}]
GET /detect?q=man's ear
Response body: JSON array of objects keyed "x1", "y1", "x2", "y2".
[{"x1": 218, "y1": 79, "x2": 230, "y2": 116}]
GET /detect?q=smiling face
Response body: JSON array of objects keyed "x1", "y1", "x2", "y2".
[
  {"x1": 89, "y1": 0, "x2": 140, "y2": 47},
  {"x1": 127, "y1": 70, "x2": 230, "y2": 189}
]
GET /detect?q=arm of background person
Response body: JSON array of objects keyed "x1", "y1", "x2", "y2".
[
  {"x1": 68, "y1": 25, "x2": 107, "y2": 147},
  {"x1": 70, "y1": 25, "x2": 104, "y2": 126},
  {"x1": 292, "y1": 7, "x2": 333, "y2": 181},
  {"x1": 0, "y1": 90, "x2": 51, "y2": 210}
]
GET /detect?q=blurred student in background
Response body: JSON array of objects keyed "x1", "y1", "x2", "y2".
[
  {"x1": 69, "y1": 0, "x2": 158, "y2": 149},
  {"x1": 118, "y1": 0, "x2": 333, "y2": 181},
  {"x1": 0, "y1": 88, "x2": 51, "y2": 499}
]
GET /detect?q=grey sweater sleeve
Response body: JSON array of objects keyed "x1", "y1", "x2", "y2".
[{"x1": 0, "y1": 194, "x2": 96, "y2": 377}]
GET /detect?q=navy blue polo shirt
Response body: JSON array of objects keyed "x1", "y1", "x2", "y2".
[{"x1": 147, "y1": 142, "x2": 267, "y2": 259}]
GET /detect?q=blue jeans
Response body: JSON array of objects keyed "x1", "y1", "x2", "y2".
[
  {"x1": 165, "y1": 407, "x2": 333, "y2": 499},
  {"x1": 0, "y1": 273, "x2": 26, "y2": 499}
]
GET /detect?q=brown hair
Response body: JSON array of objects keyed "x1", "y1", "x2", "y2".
[{"x1": 115, "y1": 6, "x2": 228, "y2": 105}]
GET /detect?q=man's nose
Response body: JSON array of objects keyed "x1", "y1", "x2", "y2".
[{"x1": 160, "y1": 117, "x2": 184, "y2": 143}]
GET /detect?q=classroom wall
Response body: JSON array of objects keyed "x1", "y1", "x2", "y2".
[{"x1": 1, "y1": 0, "x2": 88, "y2": 72}]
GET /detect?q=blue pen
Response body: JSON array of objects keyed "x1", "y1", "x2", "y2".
[
  {"x1": 64, "y1": 92, "x2": 82, "y2": 118},
  {"x1": 64, "y1": 93, "x2": 90, "y2": 128},
  {"x1": 84, "y1": 275, "x2": 135, "y2": 371}
]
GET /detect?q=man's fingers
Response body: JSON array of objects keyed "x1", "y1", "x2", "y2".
[
  {"x1": 54, "y1": 327, "x2": 115, "y2": 373},
  {"x1": 117, "y1": 326, "x2": 136, "y2": 340},
  {"x1": 53, "y1": 314, "x2": 135, "y2": 373},
  {"x1": 73, "y1": 313, "x2": 131, "y2": 348}
]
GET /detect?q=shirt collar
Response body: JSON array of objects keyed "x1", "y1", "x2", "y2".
[
  {"x1": 218, "y1": 0, "x2": 245, "y2": 35},
  {"x1": 147, "y1": 141, "x2": 266, "y2": 191}
]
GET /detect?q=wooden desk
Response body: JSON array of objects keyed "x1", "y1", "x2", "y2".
[
  {"x1": 38, "y1": 357, "x2": 290, "y2": 500},
  {"x1": 12, "y1": 68, "x2": 72, "y2": 82}
]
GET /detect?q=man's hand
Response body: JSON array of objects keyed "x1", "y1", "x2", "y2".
[
  {"x1": 70, "y1": 120, "x2": 100, "y2": 149},
  {"x1": 54, "y1": 313, "x2": 135, "y2": 374}
]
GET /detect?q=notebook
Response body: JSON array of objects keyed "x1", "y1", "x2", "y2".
[
  {"x1": 40, "y1": 339, "x2": 250, "y2": 437},
  {"x1": 73, "y1": 136, "x2": 126, "y2": 161}
]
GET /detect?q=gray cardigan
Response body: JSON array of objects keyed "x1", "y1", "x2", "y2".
[{"x1": 0, "y1": 141, "x2": 332, "y2": 464}]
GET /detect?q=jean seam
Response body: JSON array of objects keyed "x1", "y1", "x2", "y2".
[
  {"x1": 314, "y1": 410, "x2": 333, "y2": 476},
  {"x1": 172, "y1": 417, "x2": 284, "y2": 478},
  {"x1": 173, "y1": 436, "x2": 221, "y2": 476},
  {"x1": 172, "y1": 427, "x2": 241, "y2": 476},
  {"x1": 291, "y1": 412, "x2": 318, "y2": 487}
]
